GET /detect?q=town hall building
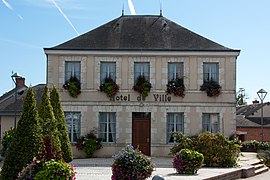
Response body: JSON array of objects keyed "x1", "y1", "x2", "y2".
[{"x1": 44, "y1": 15, "x2": 240, "y2": 157}]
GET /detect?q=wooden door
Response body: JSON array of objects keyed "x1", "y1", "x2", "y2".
[{"x1": 132, "y1": 112, "x2": 151, "y2": 156}]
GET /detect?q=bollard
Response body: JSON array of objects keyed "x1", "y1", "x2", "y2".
[{"x1": 152, "y1": 175, "x2": 165, "y2": 180}]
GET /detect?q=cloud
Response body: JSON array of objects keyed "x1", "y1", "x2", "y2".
[
  {"x1": 2, "y1": 0, "x2": 24, "y2": 20},
  {"x1": 128, "y1": 0, "x2": 136, "y2": 15},
  {"x1": 50, "y1": 0, "x2": 80, "y2": 35}
]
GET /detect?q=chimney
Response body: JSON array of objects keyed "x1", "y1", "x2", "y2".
[
  {"x1": 252, "y1": 99, "x2": 259, "y2": 104},
  {"x1": 15, "y1": 77, "x2": 25, "y2": 88}
]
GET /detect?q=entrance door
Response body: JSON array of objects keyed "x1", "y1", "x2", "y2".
[{"x1": 132, "y1": 112, "x2": 151, "y2": 156}]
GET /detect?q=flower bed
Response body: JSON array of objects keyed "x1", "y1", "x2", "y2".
[
  {"x1": 173, "y1": 148, "x2": 204, "y2": 175},
  {"x1": 111, "y1": 144, "x2": 155, "y2": 180}
]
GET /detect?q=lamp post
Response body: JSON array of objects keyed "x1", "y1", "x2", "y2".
[
  {"x1": 11, "y1": 72, "x2": 21, "y2": 130},
  {"x1": 257, "y1": 89, "x2": 268, "y2": 142}
]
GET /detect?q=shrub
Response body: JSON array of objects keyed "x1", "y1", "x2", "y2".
[
  {"x1": 34, "y1": 159, "x2": 76, "y2": 180},
  {"x1": 258, "y1": 142, "x2": 270, "y2": 151},
  {"x1": 193, "y1": 132, "x2": 240, "y2": 167},
  {"x1": 170, "y1": 132, "x2": 241, "y2": 168},
  {"x1": 0, "y1": 128, "x2": 15, "y2": 157},
  {"x1": 50, "y1": 86, "x2": 73, "y2": 162},
  {"x1": 241, "y1": 140, "x2": 259, "y2": 152},
  {"x1": 111, "y1": 144, "x2": 155, "y2": 180},
  {"x1": 0, "y1": 88, "x2": 42, "y2": 180},
  {"x1": 38, "y1": 85, "x2": 62, "y2": 158},
  {"x1": 257, "y1": 150, "x2": 270, "y2": 167},
  {"x1": 169, "y1": 132, "x2": 193, "y2": 155},
  {"x1": 75, "y1": 130, "x2": 102, "y2": 158},
  {"x1": 173, "y1": 148, "x2": 204, "y2": 174}
]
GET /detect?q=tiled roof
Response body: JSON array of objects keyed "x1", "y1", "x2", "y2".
[
  {"x1": 236, "y1": 115, "x2": 261, "y2": 127},
  {"x1": 0, "y1": 84, "x2": 45, "y2": 115},
  {"x1": 236, "y1": 102, "x2": 270, "y2": 127},
  {"x1": 45, "y1": 15, "x2": 240, "y2": 52},
  {"x1": 236, "y1": 102, "x2": 270, "y2": 117}
]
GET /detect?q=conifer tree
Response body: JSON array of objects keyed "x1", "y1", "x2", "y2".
[
  {"x1": 0, "y1": 87, "x2": 42, "y2": 180},
  {"x1": 38, "y1": 85, "x2": 61, "y2": 158},
  {"x1": 50, "y1": 85, "x2": 73, "y2": 162}
]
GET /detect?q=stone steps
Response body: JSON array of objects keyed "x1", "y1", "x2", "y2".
[{"x1": 252, "y1": 160, "x2": 269, "y2": 176}]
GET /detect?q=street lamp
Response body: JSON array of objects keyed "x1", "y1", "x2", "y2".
[
  {"x1": 257, "y1": 89, "x2": 268, "y2": 142},
  {"x1": 11, "y1": 72, "x2": 22, "y2": 130}
]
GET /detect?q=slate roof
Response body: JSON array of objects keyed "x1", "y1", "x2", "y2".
[
  {"x1": 236, "y1": 115, "x2": 262, "y2": 127},
  {"x1": 0, "y1": 84, "x2": 45, "y2": 115},
  {"x1": 236, "y1": 102, "x2": 270, "y2": 117},
  {"x1": 44, "y1": 15, "x2": 240, "y2": 52},
  {"x1": 236, "y1": 102, "x2": 270, "y2": 127}
]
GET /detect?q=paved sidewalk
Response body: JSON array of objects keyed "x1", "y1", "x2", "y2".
[{"x1": 71, "y1": 152, "x2": 261, "y2": 180}]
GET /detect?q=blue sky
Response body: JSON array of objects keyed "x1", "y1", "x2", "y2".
[{"x1": 1, "y1": 0, "x2": 270, "y2": 103}]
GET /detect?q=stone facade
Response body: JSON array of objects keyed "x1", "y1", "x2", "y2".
[{"x1": 45, "y1": 51, "x2": 239, "y2": 157}]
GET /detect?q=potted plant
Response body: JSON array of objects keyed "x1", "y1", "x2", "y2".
[
  {"x1": 75, "y1": 130, "x2": 102, "y2": 158},
  {"x1": 173, "y1": 148, "x2": 204, "y2": 175},
  {"x1": 133, "y1": 75, "x2": 152, "y2": 98},
  {"x1": 166, "y1": 78, "x2": 185, "y2": 97},
  {"x1": 111, "y1": 144, "x2": 155, "y2": 180},
  {"x1": 99, "y1": 76, "x2": 119, "y2": 98},
  {"x1": 63, "y1": 76, "x2": 81, "y2": 98},
  {"x1": 200, "y1": 80, "x2": 221, "y2": 97}
]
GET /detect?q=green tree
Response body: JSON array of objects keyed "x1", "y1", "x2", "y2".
[
  {"x1": 50, "y1": 85, "x2": 73, "y2": 162},
  {"x1": 236, "y1": 88, "x2": 248, "y2": 106},
  {"x1": 38, "y1": 85, "x2": 61, "y2": 159},
  {"x1": 0, "y1": 87, "x2": 42, "y2": 180}
]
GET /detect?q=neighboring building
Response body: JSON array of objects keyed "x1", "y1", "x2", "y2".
[
  {"x1": 236, "y1": 101, "x2": 270, "y2": 142},
  {"x1": 0, "y1": 77, "x2": 45, "y2": 139},
  {"x1": 44, "y1": 15, "x2": 240, "y2": 157}
]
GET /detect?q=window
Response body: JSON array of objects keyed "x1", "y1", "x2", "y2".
[
  {"x1": 202, "y1": 113, "x2": 220, "y2": 133},
  {"x1": 134, "y1": 62, "x2": 150, "y2": 82},
  {"x1": 100, "y1": 62, "x2": 116, "y2": 83},
  {"x1": 167, "y1": 113, "x2": 184, "y2": 143},
  {"x1": 99, "y1": 112, "x2": 116, "y2": 143},
  {"x1": 65, "y1": 61, "x2": 81, "y2": 81},
  {"x1": 65, "y1": 112, "x2": 81, "y2": 143},
  {"x1": 168, "y1": 63, "x2": 184, "y2": 81},
  {"x1": 203, "y1": 63, "x2": 219, "y2": 83}
]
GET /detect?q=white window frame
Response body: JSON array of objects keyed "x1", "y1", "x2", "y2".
[
  {"x1": 167, "y1": 113, "x2": 184, "y2": 143},
  {"x1": 134, "y1": 62, "x2": 150, "y2": 82},
  {"x1": 202, "y1": 113, "x2": 220, "y2": 133},
  {"x1": 65, "y1": 61, "x2": 81, "y2": 81},
  {"x1": 203, "y1": 63, "x2": 219, "y2": 83},
  {"x1": 100, "y1": 62, "x2": 116, "y2": 83},
  {"x1": 168, "y1": 62, "x2": 184, "y2": 81},
  {"x1": 64, "y1": 112, "x2": 81, "y2": 144},
  {"x1": 99, "y1": 112, "x2": 116, "y2": 143}
]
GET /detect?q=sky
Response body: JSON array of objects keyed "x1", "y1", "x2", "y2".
[{"x1": 1, "y1": 0, "x2": 270, "y2": 104}]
